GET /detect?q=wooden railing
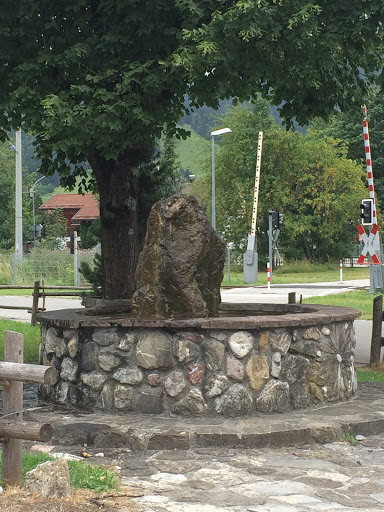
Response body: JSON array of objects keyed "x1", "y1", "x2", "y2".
[
  {"x1": 0, "y1": 281, "x2": 92, "y2": 325},
  {"x1": 0, "y1": 331, "x2": 58, "y2": 486}
]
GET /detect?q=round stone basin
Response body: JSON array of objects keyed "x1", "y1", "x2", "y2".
[{"x1": 38, "y1": 303, "x2": 360, "y2": 417}]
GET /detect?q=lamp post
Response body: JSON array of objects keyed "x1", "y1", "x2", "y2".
[
  {"x1": 211, "y1": 127, "x2": 232, "y2": 230},
  {"x1": 15, "y1": 130, "x2": 23, "y2": 263},
  {"x1": 31, "y1": 176, "x2": 45, "y2": 243}
]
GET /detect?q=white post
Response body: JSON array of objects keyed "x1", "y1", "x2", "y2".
[
  {"x1": 15, "y1": 130, "x2": 23, "y2": 263},
  {"x1": 339, "y1": 259, "x2": 343, "y2": 282},
  {"x1": 74, "y1": 231, "x2": 78, "y2": 287},
  {"x1": 210, "y1": 128, "x2": 232, "y2": 231},
  {"x1": 267, "y1": 262, "x2": 271, "y2": 291}
]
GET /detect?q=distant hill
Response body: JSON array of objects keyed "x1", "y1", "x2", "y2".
[{"x1": 175, "y1": 125, "x2": 210, "y2": 178}]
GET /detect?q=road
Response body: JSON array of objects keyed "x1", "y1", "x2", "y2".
[{"x1": 0, "y1": 279, "x2": 375, "y2": 363}]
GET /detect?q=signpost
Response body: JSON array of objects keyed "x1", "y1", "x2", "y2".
[
  {"x1": 356, "y1": 106, "x2": 384, "y2": 292},
  {"x1": 243, "y1": 131, "x2": 263, "y2": 283}
]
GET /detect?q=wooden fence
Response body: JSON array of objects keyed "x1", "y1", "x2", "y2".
[
  {"x1": 0, "y1": 330, "x2": 58, "y2": 486},
  {"x1": 370, "y1": 295, "x2": 384, "y2": 366},
  {"x1": 0, "y1": 281, "x2": 92, "y2": 325}
]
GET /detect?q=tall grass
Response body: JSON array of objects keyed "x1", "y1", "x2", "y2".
[
  {"x1": 0, "y1": 320, "x2": 41, "y2": 363},
  {"x1": 0, "y1": 249, "x2": 96, "y2": 286},
  {"x1": 275, "y1": 260, "x2": 336, "y2": 274}
]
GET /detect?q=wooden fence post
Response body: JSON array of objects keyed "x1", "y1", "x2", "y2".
[
  {"x1": 288, "y1": 292, "x2": 296, "y2": 304},
  {"x1": 370, "y1": 295, "x2": 383, "y2": 366},
  {"x1": 30, "y1": 280, "x2": 40, "y2": 326},
  {"x1": 2, "y1": 331, "x2": 24, "y2": 486}
]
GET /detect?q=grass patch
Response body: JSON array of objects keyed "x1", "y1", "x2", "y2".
[
  {"x1": 357, "y1": 366, "x2": 384, "y2": 382},
  {"x1": 0, "y1": 452, "x2": 120, "y2": 492},
  {"x1": 175, "y1": 125, "x2": 210, "y2": 177},
  {"x1": 0, "y1": 319, "x2": 40, "y2": 363},
  {"x1": 303, "y1": 290, "x2": 378, "y2": 320}
]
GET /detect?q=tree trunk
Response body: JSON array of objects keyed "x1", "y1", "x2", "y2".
[{"x1": 88, "y1": 149, "x2": 142, "y2": 300}]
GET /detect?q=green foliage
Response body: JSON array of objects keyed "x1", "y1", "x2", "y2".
[
  {"x1": 311, "y1": 87, "x2": 384, "y2": 213},
  {"x1": 274, "y1": 261, "x2": 335, "y2": 274},
  {"x1": 0, "y1": 320, "x2": 41, "y2": 363},
  {"x1": 0, "y1": 141, "x2": 16, "y2": 249},
  {"x1": 39, "y1": 208, "x2": 68, "y2": 250},
  {"x1": 138, "y1": 133, "x2": 183, "y2": 244},
  {"x1": 1, "y1": 1, "x2": 383, "y2": 298},
  {"x1": 79, "y1": 252, "x2": 103, "y2": 297},
  {"x1": 193, "y1": 101, "x2": 366, "y2": 262},
  {"x1": 80, "y1": 217, "x2": 101, "y2": 249},
  {"x1": 0, "y1": 452, "x2": 120, "y2": 492},
  {"x1": 343, "y1": 433, "x2": 358, "y2": 446}
]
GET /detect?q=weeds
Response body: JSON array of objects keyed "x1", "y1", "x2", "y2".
[{"x1": 343, "y1": 433, "x2": 358, "y2": 446}]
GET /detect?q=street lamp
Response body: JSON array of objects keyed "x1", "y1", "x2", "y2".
[
  {"x1": 211, "y1": 127, "x2": 232, "y2": 230},
  {"x1": 31, "y1": 176, "x2": 45, "y2": 243}
]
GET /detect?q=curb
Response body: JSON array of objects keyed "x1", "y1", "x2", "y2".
[
  {"x1": 45, "y1": 418, "x2": 384, "y2": 451},
  {"x1": 22, "y1": 383, "x2": 384, "y2": 451}
]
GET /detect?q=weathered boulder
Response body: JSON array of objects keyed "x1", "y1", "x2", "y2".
[
  {"x1": 25, "y1": 459, "x2": 71, "y2": 497},
  {"x1": 132, "y1": 195, "x2": 225, "y2": 318}
]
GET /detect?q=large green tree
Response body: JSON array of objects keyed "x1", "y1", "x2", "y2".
[
  {"x1": 193, "y1": 102, "x2": 366, "y2": 261},
  {"x1": 0, "y1": 2, "x2": 383, "y2": 299},
  {"x1": 311, "y1": 87, "x2": 384, "y2": 206}
]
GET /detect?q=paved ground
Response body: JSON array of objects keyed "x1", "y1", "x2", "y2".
[
  {"x1": 16, "y1": 381, "x2": 384, "y2": 511},
  {"x1": 2, "y1": 279, "x2": 384, "y2": 511},
  {"x1": 110, "y1": 436, "x2": 384, "y2": 512},
  {"x1": 25, "y1": 393, "x2": 384, "y2": 512}
]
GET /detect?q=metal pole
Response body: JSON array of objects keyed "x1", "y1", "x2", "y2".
[
  {"x1": 15, "y1": 130, "x2": 23, "y2": 263},
  {"x1": 268, "y1": 210, "x2": 273, "y2": 283},
  {"x1": 32, "y1": 176, "x2": 44, "y2": 244},
  {"x1": 211, "y1": 135, "x2": 216, "y2": 230}
]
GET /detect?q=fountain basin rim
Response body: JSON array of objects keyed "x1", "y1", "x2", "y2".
[{"x1": 37, "y1": 303, "x2": 361, "y2": 330}]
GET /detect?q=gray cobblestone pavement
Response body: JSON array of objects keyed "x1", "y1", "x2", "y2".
[
  {"x1": 115, "y1": 436, "x2": 384, "y2": 512},
  {"x1": 29, "y1": 434, "x2": 384, "y2": 512}
]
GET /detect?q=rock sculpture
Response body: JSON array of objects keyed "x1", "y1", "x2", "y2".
[{"x1": 132, "y1": 195, "x2": 225, "y2": 318}]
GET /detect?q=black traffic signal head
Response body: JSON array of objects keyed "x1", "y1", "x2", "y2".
[
  {"x1": 271, "y1": 210, "x2": 278, "y2": 229},
  {"x1": 278, "y1": 212, "x2": 283, "y2": 228},
  {"x1": 360, "y1": 198, "x2": 373, "y2": 225}
]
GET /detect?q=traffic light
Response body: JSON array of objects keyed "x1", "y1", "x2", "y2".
[
  {"x1": 278, "y1": 212, "x2": 283, "y2": 228},
  {"x1": 271, "y1": 210, "x2": 278, "y2": 229},
  {"x1": 360, "y1": 198, "x2": 373, "y2": 225},
  {"x1": 70, "y1": 232, "x2": 74, "y2": 254}
]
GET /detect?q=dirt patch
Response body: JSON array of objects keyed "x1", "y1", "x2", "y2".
[{"x1": 0, "y1": 487, "x2": 141, "y2": 512}]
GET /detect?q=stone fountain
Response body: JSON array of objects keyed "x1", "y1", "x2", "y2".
[{"x1": 38, "y1": 196, "x2": 360, "y2": 417}]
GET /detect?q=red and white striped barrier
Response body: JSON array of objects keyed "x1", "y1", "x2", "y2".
[
  {"x1": 362, "y1": 105, "x2": 377, "y2": 224},
  {"x1": 267, "y1": 262, "x2": 271, "y2": 290}
]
